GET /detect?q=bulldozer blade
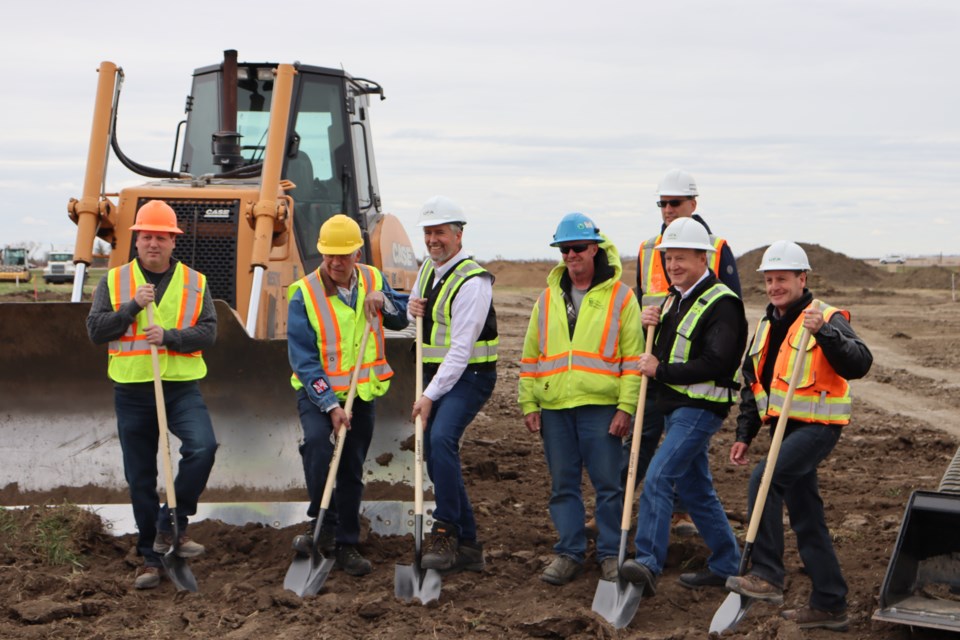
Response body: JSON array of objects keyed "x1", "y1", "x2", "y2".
[
  {"x1": 709, "y1": 592, "x2": 752, "y2": 636},
  {"x1": 394, "y1": 563, "x2": 442, "y2": 604},
  {"x1": 591, "y1": 577, "x2": 642, "y2": 630},
  {"x1": 873, "y1": 490, "x2": 960, "y2": 633},
  {"x1": 0, "y1": 301, "x2": 423, "y2": 531}
]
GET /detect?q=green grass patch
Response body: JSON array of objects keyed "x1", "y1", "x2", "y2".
[
  {"x1": 0, "y1": 507, "x2": 15, "y2": 536},
  {"x1": 0, "y1": 268, "x2": 105, "y2": 298},
  {"x1": 31, "y1": 504, "x2": 90, "y2": 568}
]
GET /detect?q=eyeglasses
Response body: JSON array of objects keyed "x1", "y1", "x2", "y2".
[
  {"x1": 559, "y1": 244, "x2": 591, "y2": 255},
  {"x1": 656, "y1": 199, "x2": 689, "y2": 208}
]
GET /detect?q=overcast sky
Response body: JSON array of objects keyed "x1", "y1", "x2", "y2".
[{"x1": 3, "y1": 0, "x2": 958, "y2": 264}]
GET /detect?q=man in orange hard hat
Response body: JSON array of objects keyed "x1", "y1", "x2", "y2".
[{"x1": 87, "y1": 200, "x2": 218, "y2": 590}]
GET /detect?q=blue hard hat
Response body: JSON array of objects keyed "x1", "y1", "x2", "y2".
[{"x1": 550, "y1": 212, "x2": 602, "y2": 246}]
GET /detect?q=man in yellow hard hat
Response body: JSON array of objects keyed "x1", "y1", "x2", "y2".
[
  {"x1": 287, "y1": 214, "x2": 408, "y2": 576},
  {"x1": 87, "y1": 199, "x2": 218, "y2": 590}
]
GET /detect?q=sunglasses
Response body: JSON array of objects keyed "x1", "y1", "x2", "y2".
[
  {"x1": 656, "y1": 198, "x2": 689, "y2": 208},
  {"x1": 559, "y1": 244, "x2": 591, "y2": 255}
]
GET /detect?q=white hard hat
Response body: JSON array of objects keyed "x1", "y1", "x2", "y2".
[
  {"x1": 417, "y1": 195, "x2": 467, "y2": 227},
  {"x1": 655, "y1": 217, "x2": 715, "y2": 252},
  {"x1": 757, "y1": 240, "x2": 811, "y2": 271},
  {"x1": 657, "y1": 169, "x2": 698, "y2": 197}
]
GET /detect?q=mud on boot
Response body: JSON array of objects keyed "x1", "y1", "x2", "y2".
[
  {"x1": 134, "y1": 565, "x2": 161, "y2": 590},
  {"x1": 153, "y1": 531, "x2": 205, "y2": 558},
  {"x1": 442, "y1": 540, "x2": 484, "y2": 574},
  {"x1": 335, "y1": 545, "x2": 372, "y2": 576},
  {"x1": 291, "y1": 521, "x2": 335, "y2": 557},
  {"x1": 540, "y1": 555, "x2": 582, "y2": 586}
]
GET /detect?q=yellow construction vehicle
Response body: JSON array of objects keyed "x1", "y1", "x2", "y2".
[
  {"x1": 0, "y1": 51, "x2": 423, "y2": 535},
  {"x1": 0, "y1": 247, "x2": 32, "y2": 283}
]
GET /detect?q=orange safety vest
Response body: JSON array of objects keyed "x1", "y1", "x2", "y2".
[
  {"x1": 289, "y1": 264, "x2": 393, "y2": 401},
  {"x1": 637, "y1": 233, "x2": 727, "y2": 307},
  {"x1": 749, "y1": 301, "x2": 852, "y2": 425}
]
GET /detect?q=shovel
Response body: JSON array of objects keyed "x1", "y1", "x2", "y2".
[
  {"x1": 709, "y1": 321, "x2": 814, "y2": 636},
  {"x1": 394, "y1": 315, "x2": 442, "y2": 604},
  {"x1": 146, "y1": 305, "x2": 198, "y2": 593},
  {"x1": 284, "y1": 319, "x2": 371, "y2": 597},
  {"x1": 592, "y1": 323, "x2": 657, "y2": 629}
]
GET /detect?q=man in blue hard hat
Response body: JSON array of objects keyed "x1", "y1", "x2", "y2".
[{"x1": 519, "y1": 212, "x2": 643, "y2": 586}]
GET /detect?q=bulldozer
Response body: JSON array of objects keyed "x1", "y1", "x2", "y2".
[
  {"x1": 0, "y1": 246, "x2": 32, "y2": 283},
  {"x1": 0, "y1": 50, "x2": 426, "y2": 537}
]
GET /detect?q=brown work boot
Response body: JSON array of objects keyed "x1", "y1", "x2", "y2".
[
  {"x1": 442, "y1": 540, "x2": 484, "y2": 574},
  {"x1": 540, "y1": 555, "x2": 582, "y2": 586},
  {"x1": 619, "y1": 559, "x2": 657, "y2": 596},
  {"x1": 134, "y1": 565, "x2": 161, "y2": 590},
  {"x1": 671, "y1": 512, "x2": 698, "y2": 537},
  {"x1": 153, "y1": 531, "x2": 205, "y2": 558},
  {"x1": 725, "y1": 574, "x2": 784, "y2": 605},
  {"x1": 335, "y1": 545, "x2": 372, "y2": 576},
  {"x1": 781, "y1": 605, "x2": 849, "y2": 631},
  {"x1": 421, "y1": 522, "x2": 458, "y2": 571}
]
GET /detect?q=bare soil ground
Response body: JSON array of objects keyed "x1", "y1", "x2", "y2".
[{"x1": 2, "y1": 249, "x2": 959, "y2": 639}]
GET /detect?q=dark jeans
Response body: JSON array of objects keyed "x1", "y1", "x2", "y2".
[
  {"x1": 424, "y1": 368, "x2": 496, "y2": 542},
  {"x1": 115, "y1": 382, "x2": 218, "y2": 567},
  {"x1": 748, "y1": 423, "x2": 847, "y2": 612},
  {"x1": 621, "y1": 402, "x2": 687, "y2": 512},
  {"x1": 297, "y1": 390, "x2": 375, "y2": 546}
]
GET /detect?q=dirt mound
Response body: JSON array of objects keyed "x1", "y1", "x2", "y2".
[{"x1": 737, "y1": 243, "x2": 884, "y2": 289}]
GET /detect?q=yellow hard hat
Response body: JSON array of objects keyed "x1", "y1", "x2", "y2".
[
  {"x1": 317, "y1": 214, "x2": 364, "y2": 255},
  {"x1": 130, "y1": 200, "x2": 183, "y2": 234}
]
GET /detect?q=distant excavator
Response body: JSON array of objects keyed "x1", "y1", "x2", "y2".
[{"x1": 0, "y1": 50, "x2": 425, "y2": 536}]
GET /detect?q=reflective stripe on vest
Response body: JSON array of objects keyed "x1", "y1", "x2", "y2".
[
  {"x1": 662, "y1": 282, "x2": 738, "y2": 403},
  {"x1": 638, "y1": 233, "x2": 726, "y2": 306},
  {"x1": 519, "y1": 280, "x2": 638, "y2": 379},
  {"x1": 290, "y1": 264, "x2": 393, "y2": 400},
  {"x1": 418, "y1": 260, "x2": 499, "y2": 364},
  {"x1": 750, "y1": 302, "x2": 852, "y2": 424},
  {"x1": 107, "y1": 261, "x2": 206, "y2": 383}
]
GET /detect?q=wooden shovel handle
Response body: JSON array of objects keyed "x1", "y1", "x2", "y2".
[
  {"x1": 146, "y1": 305, "x2": 178, "y2": 511},
  {"x1": 414, "y1": 316, "x2": 425, "y2": 517},
  {"x1": 318, "y1": 318, "x2": 371, "y2": 511},
  {"x1": 743, "y1": 303, "x2": 818, "y2": 544},
  {"x1": 621, "y1": 322, "x2": 658, "y2": 531}
]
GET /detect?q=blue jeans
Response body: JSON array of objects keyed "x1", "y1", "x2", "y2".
[
  {"x1": 633, "y1": 406, "x2": 739, "y2": 576},
  {"x1": 424, "y1": 368, "x2": 496, "y2": 542},
  {"x1": 115, "y1": 382, "x2": 218, "y2": 567},
  {"x1": 541, "y1": 405, "x2": 624, "y2": 563},
  {"x1": 297, "y1": 390, "x2": 375, "y2": 546},
  {"x1": 748, "y1": 423, "x2": 847, "y2": 612}
]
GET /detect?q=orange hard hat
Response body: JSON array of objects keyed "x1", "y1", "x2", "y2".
[{"x1": 130, "y1": 200, "x2": 183, "y2": 234}]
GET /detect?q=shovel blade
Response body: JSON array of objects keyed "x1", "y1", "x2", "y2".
[
  {"x1": 284, "y1": 554, "x2": 335, "y2": 597},
  {"x1": 394, "y1": 563, "x2": 442, "y2": 604},
  {"x1": 591, "y1": 578, "x2": 643, "y2": 629},
  {"x1": 161, "y1": 552, "x2": 198, "y2": 592},
  {"x1": 709, "y1": 592, "x2": 752, "y2": 636}
]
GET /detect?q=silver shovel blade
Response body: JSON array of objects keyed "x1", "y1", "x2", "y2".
[
  {"x1": 592, "y1": 577, "x2": 643, "y2": 629},
  {"x1": 284, "y1": 553, "x2": 335, "y2": 596},
  {"x1": 394, "y1": 563, "x2": 442, "y2": 604},
  {"x1": 709, "y1": 592, "x2": 753, "y2": 636},
  {"x1": 161, "y1": 552, "x2": 198, "y2": 592}
]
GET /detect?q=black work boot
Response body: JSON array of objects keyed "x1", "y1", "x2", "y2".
[
  {"x1": 421, "y1": 521, "x2": 458, "y2": 571},
  {"x1": 442, "y1": 539, "x2": 484, "y2": 574},
  {"x1": 291, "y1": 520, "x2": 335, "y2": 556},
  {"x1": 335, "y1": 545, "x2": 372, "y2": 576}
]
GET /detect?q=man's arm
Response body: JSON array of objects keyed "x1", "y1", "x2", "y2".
[
  {"x1": 86, "y1": 277, "x2": 142, "y2": 344},
  {"x1": 162, "y1": 286, "x2": 217, "y2": 353},
  {"x1": 814, "y1": 313, "x2": 873, "y2": 380},
  {"x1": 287, "y1": 289, "x2": 340, "y2": 412},
  {"x1": 379, "y1": 279, "x2": 410, "y2": 331},
  {"x1": 717, "y1": 243, "x2": 742, "y2": 298},
  {"x1": 735, "y1": 347, "x2": 763, "y2": 445}
]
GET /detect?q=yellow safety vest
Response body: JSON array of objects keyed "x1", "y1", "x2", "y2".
[
  {"x1": 106, "y1": 261, "x2": 207, "y2": 383},
  {"x1": 749, "y1": 301, "x2": 852, "y2": 425},
  {"x1": 417, "y1": 259, "x2": 499, "y2": 365},
  {"x1": 289, "y1": 264, "x2": 392, "y2": 402},
  {"x1": 661, "y1": 282, "x2": 740, "y2": 403},
  {"x1": 638, "y1": 233, "x2": 727, "y2": 307},
  {"x1": 519, "y1": 279, "x2": 642, "y2": 411}
]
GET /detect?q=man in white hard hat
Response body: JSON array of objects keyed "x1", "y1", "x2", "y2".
[
  {"x1": 725, "y1": 241, "x2": 872, "y2": 631},
  {"x1": 286, "y1": 214, "x2": 408, "y2": 577},
  {"x1": 408, "y1": 196, "x2": 499, "y2": 574},
  {"x1": 627, "y1": 168, "x2": 742, "y2": 540},
  {"x1": 519, "y1": 212, "x2": 643, "y2": 586},
  {"x1": 619, "y1": 217, "x2": 746, "y2": 601}
]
